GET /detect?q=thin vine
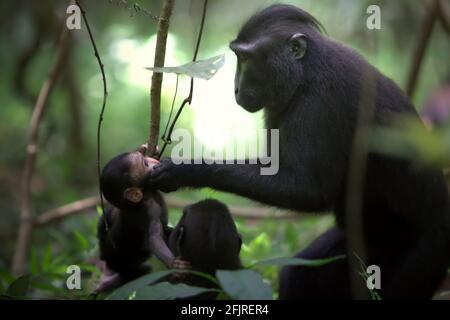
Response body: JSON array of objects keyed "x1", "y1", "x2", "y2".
[
  {"x1": 76, "y1": 1, "x2": 111, "y2": 239},
  {"x1": 159, "y1": 0, "x2": 209, "y2": 158}
]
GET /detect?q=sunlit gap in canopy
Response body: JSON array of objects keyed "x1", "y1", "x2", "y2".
[
  {"x1": 191, "y1": 49, "x2": 262, "y2": 156},
  {"x1": 109, "y1": 36, "x2": 262, "y2": 156},
  {"x1": 109, "y1": 34, "x2": 181, "y2": 90}
]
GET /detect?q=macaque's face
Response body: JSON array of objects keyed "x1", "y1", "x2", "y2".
[
  {"x1": 127, "y1": 148, "x2": 159, "y2": 182},
  {"x1": 121, "y1": 148, "x2": 159, "y2": 204}
]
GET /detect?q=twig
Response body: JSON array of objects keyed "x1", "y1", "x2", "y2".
[
  {"x1": 148, "y1": 0, "x2": 175, "y2": 157},
  {"x1": 35, "y1": 196, "x2": 100, "y2": 226},
  {"x1": 107, "y1": 0, "x2": 159, "y2": 20},
  {"x1": 32, "y1": 196, "x2": 298, "y2": 227},
  {"x1": 406, "y1": 0, "x2": 439, "y2": 97},
  {"x1": 161, "y1": 74, "x2": 179, "y2": 140},
  {"x1": 437, "y1": 0, "x2": 450, "y2": 35},
  {"x1": 159, "y1": 0, "x2": 208, "y2": 157},
  {"x1": 11, "y1": 14, "x2": 71, "y2": 277},
  {"x1": 76, "y1": 0, "x2": 109, "y2": 226}
]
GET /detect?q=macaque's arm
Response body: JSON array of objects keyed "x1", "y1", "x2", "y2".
[
  {"x1": 147, "y1": 201, "x2": 176, "y2": 268},
  {"x1": 148, "y1": 216, "x2": 192, "y2": 270},
  {"x1": 147, "y1": 200, "x2": 191, "y2": 271}
]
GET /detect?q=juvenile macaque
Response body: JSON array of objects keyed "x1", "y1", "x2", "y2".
[
  {"x1": 95, "y1": 144, "x2": 189, "y2": 292},
  {"x1": 168, "y1": 199, "x2": 243, "y2": 299}
]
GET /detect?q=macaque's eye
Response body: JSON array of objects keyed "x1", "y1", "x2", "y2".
[{"x1": 144, "y1": 160, "x2": 149, "y2": 167}]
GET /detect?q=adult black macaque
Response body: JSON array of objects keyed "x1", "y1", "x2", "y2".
[
  {"x1": 168, "y1": 199, "x2": 242, "y2": 299},
  {"x1": 95, "y1": 144, "x2": 189, "y2": 293},
  {"x1": 150, "y1": 4, "x2": 450, "y2": 299}
]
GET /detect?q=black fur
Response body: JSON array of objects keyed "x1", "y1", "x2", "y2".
[
  {"x1": 97, "y1": 192, "x2": 169, "y2": 284},
  {"x1": 100, "y1": 152, "x2": 134, "y2": 209},
  {"x1": 151, "y1": 4, "x2": 450, "y2": 299},
  {"x1": 168, "y1": 199, "x2": 242, "y2": 299},
  {"x1": 97, "y1": 152, "x2": 170, "y2": 291},
  {"x1": 279, "y1": 227, "x2": 351, "y2": 300}
]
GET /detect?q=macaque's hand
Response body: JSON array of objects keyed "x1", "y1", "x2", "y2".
[
  {"x1": 138, "y1": 143, "x2": 148, "y2": 154},
  {"x1": 138, "y1": 143, "x2": 160, "y2": 157},
  {"x1": 171, "y1": 257, "x2": 191, "y2": 270},
  {"x1": 151, "y1": 158, "x2": 184, "y2": 193},
  {"x1": 171, "y1": 257, "x2": 191, "y2": 281},
  {"x1": 138, "y1": 143, "x2": 161, "y2": 173}
]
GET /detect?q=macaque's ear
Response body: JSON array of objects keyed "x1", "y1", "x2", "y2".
[
  {"x1": 123, "y1": 187, "x2": 143, "y2": 203},
  {"x1": 288, "y1": 33, "x2": 307, "y2": 60}
]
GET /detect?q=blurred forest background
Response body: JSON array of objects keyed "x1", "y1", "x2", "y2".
[{"x1": 0, "y1": 0, "x2": 449, "y2": 299}]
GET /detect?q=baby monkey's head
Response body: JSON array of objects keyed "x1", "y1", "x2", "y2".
[{"x1": 100, "y1": 144, "x2": 159, "y2": 209}]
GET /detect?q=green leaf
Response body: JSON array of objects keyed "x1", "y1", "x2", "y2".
[
  {"x1": 30, "y1": 277, "x2": 65, "y2": 295},
  {"x1": 216, "y1": 270, "x2": 273, "y2": 300},
  {"x1": 96, "y1": 205, "x2": 103, "y2": 216},
  {"x1": 215, "y1": 291, "x2": 230, "y2": 300},
  {"x1": 180, "y1": 270, "x2": 219, "y2": 286},
  {"x1": 244, "y1": 233, "x2": 271, "y2": 257},
  {"x1": 6, "y1": 275, "x2": 31, "y2": 298},
  {"x1": 249, "y1": 255, "x2": 346, "y2": 268},
  {"x1": 370, "y1": 290, "x2": 382, "y2": 300},
  {"x1": 30, "y1": 248, "x2": 39, "y2": 276},
  {"x1": 146, "y1": 54, "x2": 225, "y2": 80},
  {"x1": 106, "y1": 270, "x2": 172, "y2": 300},
  {"x1": 134, "y1": 282, "x2": 218, "y2": 300},
  {"x1": 370, "y1": 116, "x2": 450, "y2": 167},
  {"x1": 0, "y1": 269, "x2": 14, "y2": 284},
  {"x1": 42, "y1": 244, "x2": 53, "y2": 272},
  {"x1": 48, "y1": 229, "x2": 69, "y2": 249},
  {"x1": 73, "y1": 230, "x2": 89, "y2": 250}
]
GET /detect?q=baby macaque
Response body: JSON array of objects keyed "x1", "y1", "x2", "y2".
[{"x1": 95, "y1": 144, "x2": 189, "y2": 292}]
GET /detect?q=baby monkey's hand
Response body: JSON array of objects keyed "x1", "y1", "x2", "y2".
[
  {"x1": 138, "y1": 143, "x2": 148, "y2": 154},
  {"x1": 172, "y1": 257, "x2": 191, "y2": 270},
  {"x1": 138, "y1": 143, "x2": 160, "y2": 157},
  {"x1": 171, "y1": 257, "x2": 191, "y2": 281}
]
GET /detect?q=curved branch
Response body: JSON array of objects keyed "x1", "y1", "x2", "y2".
[
  {"x1": 12, "y1": 19, "x2": 71, "y2": 277},
  {"x1": 437, "y1": 0, "x2": 450, "y2": 34},
  {"x1": 148, "y1": 0, "x2": 175, "y2": 156},
  {"x1": 35, "y1": 196, "x2": 100, "y2": 226},
  {"x1": 33, "y1": 195, "x2": 298, "y2": 227},
  {"x1": 406, "y1": 0, "x2": 439, "y2": 97}
]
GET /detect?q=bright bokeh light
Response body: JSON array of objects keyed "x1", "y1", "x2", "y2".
[
  {"x1": 108, "y1": 37, "x2": 261, "y2": 152},
  {"x1": 191, "y1": 49, "x2": 261, "y2": 152},
  {"x1": 110, "y1": 34, "x2": 181, "y2": 91}
]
